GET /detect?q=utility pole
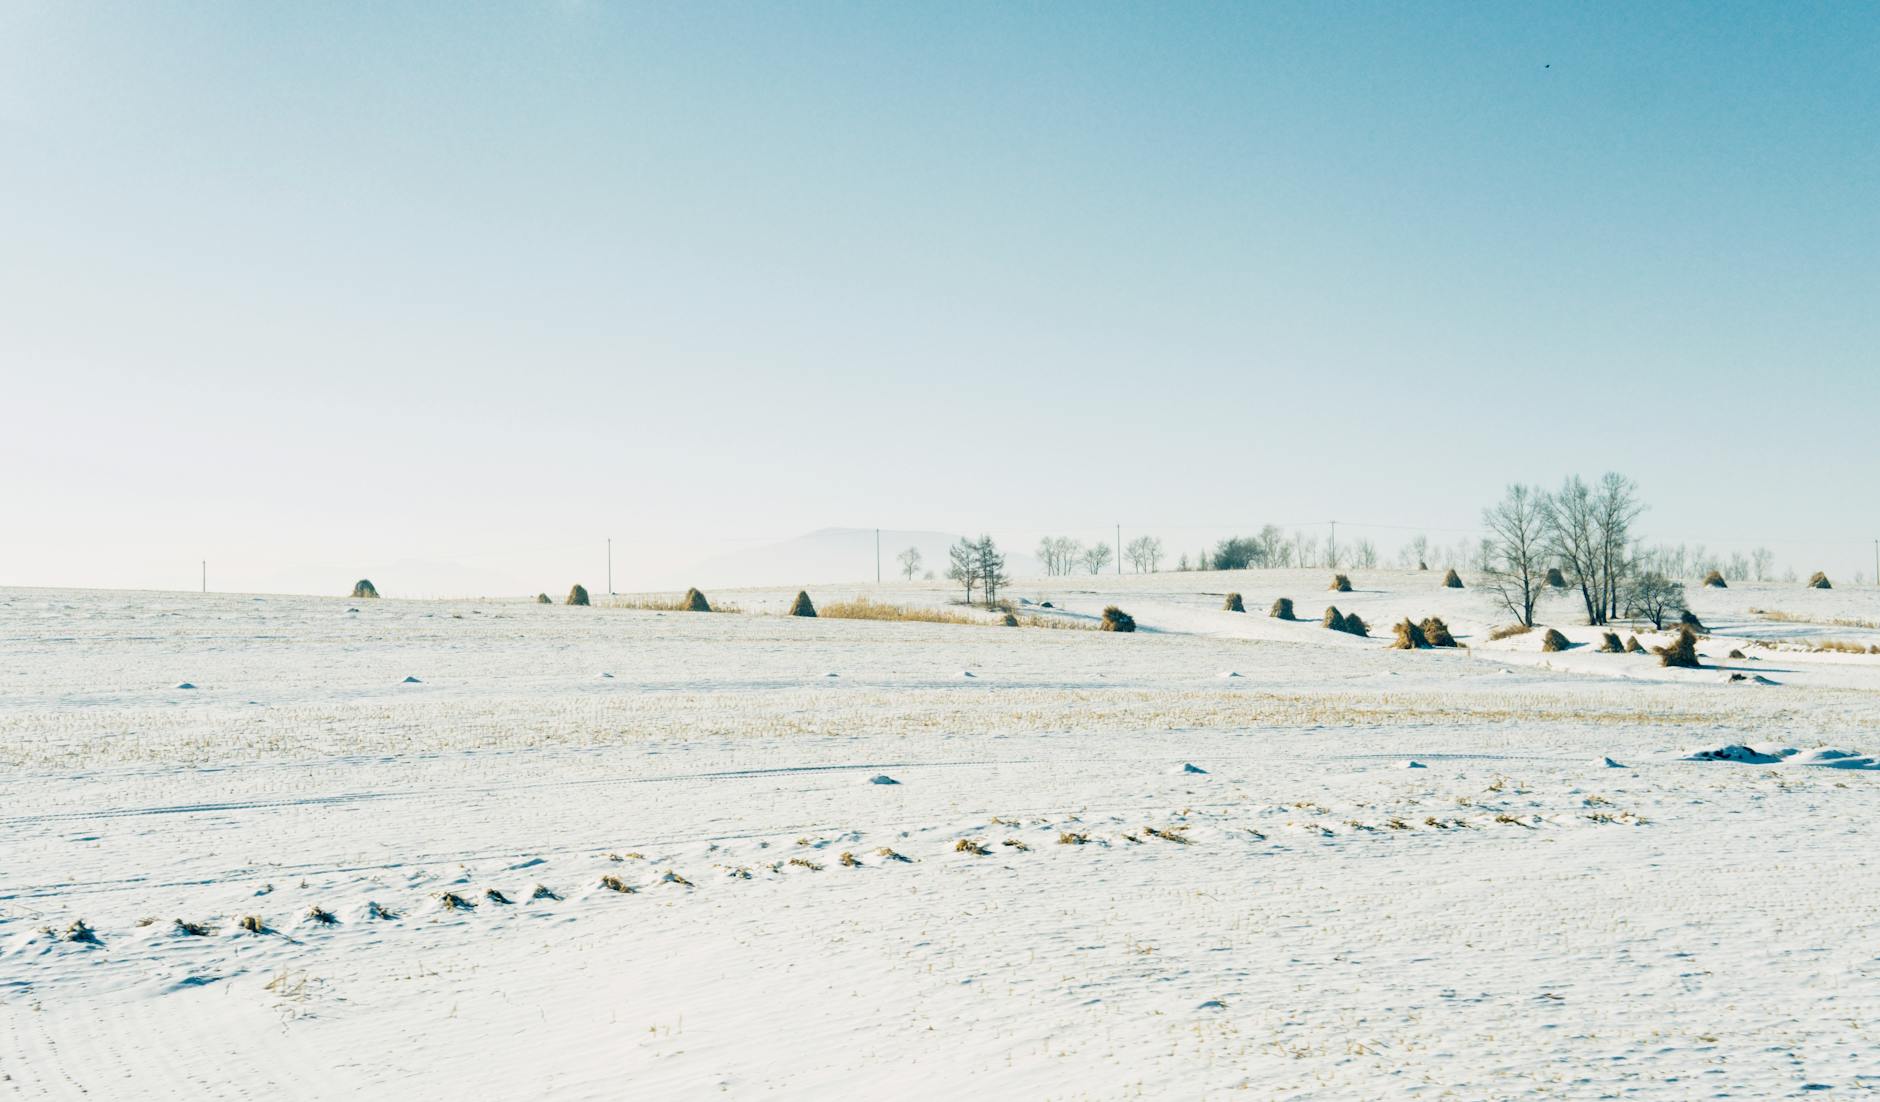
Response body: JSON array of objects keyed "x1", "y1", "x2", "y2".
[
  {"x1": 1329, "y1": 520, "x2": 1337, "y2": 568},
  {"x1": 875, "y1": 528, "x2": 880, "y2": 584},
  {"x1": 607, "y1": 538, "x2": 613, "y2": 595}
]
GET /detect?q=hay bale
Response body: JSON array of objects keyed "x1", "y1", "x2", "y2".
[
  {"x1": 1540, "y1": 628, "x2": 1571, "y2": 652},
  {"x1": 1625, "y1": 635, "x2": 1645, "y2": 653},
  {"x1": 1654, "y1": 627, "x2": 1701, "y2": 668},
  {"x1": 1269, "y1": 597, "x2": 1296, "y2": 621},
  {"x1": 1329, "y1": 574, "x2": 1352, "y2": 592},
  {"x1": 1808, "y1": 571, "x2": 1832, "y2": 589},
  {"x1": 566, "y1": 584, "x2": 590, "y2": 606},
  {"x1": 1679, "y1": 609, "x2": 1706, "y2": 633},
  {"x1": 1418, "y1": 560, "x2": 1429, "y2": 571},
  {"x1": 1441, "y1": 569, "x2": 1463, "y2": 589},
  {"x1": 535, "y1": 593, "x2": 552, "y2": 604},
  {"x1": 1322, "y1": 606, "x2": 1348, "y2": 633},
  {"x1": 682, "y1": 587, "x2": 712, "y2": 612},
  {"x1": 1390, "y1": 619, "x2": 1430, "y2": 649},
  {"x1": 1597, "y1": 631, "x2": 1624, "y2": 653},
  {"x1": 1000, "y1": 612, "x2": 1019, "y2": 627},
  {"x1": 1420, "y1": 617, "x2": 1458, "y2": 647},
  {"x1": 350, "y1": 579, "x2": 379, "y2": 599},
  {"x1": 1099, "y1": 606, "x2": 1136, "y2": 632},
  {"x1": 1702, "y1": 570, "x2": 1727, "y2": 588},
  {"x1": 1222, "y1": 592, "x2": 1245, "y2": 613},
  {"x1": 1342, "y1": 612, "x2": 1369, "y2": 638},
  {"x1": 1545, "y1": 567, "x2": 1567, "y2": 588},
  {"x1": 787, "y1": 590, "x2": 817, "y2": 617},
  {"x1": 1727, "y1": 648, "x2": 1746, "y2": 659}
]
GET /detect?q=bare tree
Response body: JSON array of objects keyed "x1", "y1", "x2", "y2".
[
  {"x1": 1353, "y1": 539, "x2": 1378, "y2": 569},
  {"x1": 946, "y1": 539, "x2": 980, "y2": 604},
  {"x1": 1125, "y1": 535, "x2": 1163, "y2": 573},
  {"x1": 1483, "y1": 483, "x2": 1550, "y2": 627},
  {"x1": 1543, "y1": 475, "x2": 1608, "y2": 625},
  {"x1": 1594, "y1": 473, "x2": 1644, "y2": 621},
  {"x1": 1082, "y1": 542, "x2": 1113, "y2": 575},
  {"x1": 1751, "y1": 547, "x2": 1774, "y2": 582},
  {"x1": 974, "y1": 535, "x2": 1009, "y2": 604},
  {"x1": 1626, "y1": 572, "x2": 1685, "y2": 629},
  {"x1": 897, "y1": 546, "x2": 923, "y2": 581},
  {"x1": 1035, "y1": 536, "x2": 1081, "y2": 577}
]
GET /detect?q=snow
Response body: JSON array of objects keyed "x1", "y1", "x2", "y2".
[{"x1": 5, "y1": 570, "x2": 1880, "y2": 1098}]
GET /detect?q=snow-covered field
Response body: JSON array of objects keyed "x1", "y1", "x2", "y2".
[{"x1": 5, "y1": 570, "x2": 1880, "y2": 1099}]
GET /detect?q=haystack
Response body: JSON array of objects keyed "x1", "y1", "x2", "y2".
[
  {"x1": 1679, "y1": 609, "x2": 1706, "y2": 633},
  {"x1": 1540, "y1": 628, "x2": 1571, "y2": 652},
  {"x1": 1702, "y1": 570, "x2": 1727, "y2": 588},
  {"x1": 351, "y1": 579, "x2": 379, "y2": 599},
  {"x1": 682, "y1": 587, "x2": 712, "y2": 612},
  {"x1": 566, "y1": 584, "x2": 590, "y2": 606},
  {"x1": 536, "y1": 593, "x2": 552, "y2": 604},
  {"x1": 1421, "y1": 617, "x2": 1459, "y2": 647},
  {"x1": 1625, "y1": 635, "x2": 1645, "y2": 654},
  {"x1": 1322, "y1": 606, "x2": 1348, "y2": 633},
  {"x1": 1099, "y1": 606, "x2": 1136, "y2": 632},
  {"x1": 1000, "y1": 612, "x2": 1020, "y2": 627},
  {"x1": 1390, "y1": 619, "x2": 1430, "y2": 649},
  {"x1": 1727, "y1": 648, "x2": 1746, "y2": 659},
  {"x1": 1442, "y1": 569, "x2": 1463, "y2": 589},
  {"x1": 1545, "y1": 567, "x2": 1567, "y2": 588},
  {"x1": 1269, "y1": 598, "x2": 1296, "y2": 621},
  {"x1": 1418, "y1": 560, "x2": 1429, "y2": 572},
  {"x1": 1808, "y1": 571, "x2": 1832, "y2": 589},
  {"x1": 1655, "y1": 627, "x2": 1701, "y2": 669},
  {"x1": 1597, "y1": 631, "x2": 1624, "y2": 653},
  {"x1": 788, "y1": 590, "x2": 817, "y2": 617},
  {"x1": 1222, "y1": 592, "x2": 1245, "y2": 612},
  {"x1": 1329, "y1": 573, "x2": 1352, "y2": 592},
  {"x1": 1343, "y1": 612, "x2": 1369, "y2": 638}
]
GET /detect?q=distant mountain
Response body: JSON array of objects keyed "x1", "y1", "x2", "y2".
[{"x1": 684, "y1": 528, "x2": 1042, "y2": 589}]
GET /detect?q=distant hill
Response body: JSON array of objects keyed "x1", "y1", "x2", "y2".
[{"x1": 685, "y1": 528, "x2": 1042, "y2": 589}]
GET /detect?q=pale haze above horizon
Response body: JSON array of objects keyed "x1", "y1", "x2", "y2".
[{"x1": 3, "y1": 3, "x2": 1876, "y2": 597}]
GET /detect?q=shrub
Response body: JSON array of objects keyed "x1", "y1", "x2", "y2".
[
  {"x1": 1420, "y1": 617, "x2": 1458, "y2": 647},
  {"x1": 1808, "y1": 571, "x2": 1832, "y2": 589},
  {"x1": 566, "y1": 584, "x2": 590, "y2": 606},
  {"x1": 1442, "y1": 569, "x2": 1463, "y2": 589},
  {"x1": 1488, "y1": 623, "x2": 1532, "y2": 641},
  {"x1": 1099, "y1": 606, "x2": 1136, "y2": 632},
  {"x1": 1269, "y1": 598, "x2": 1296, "y2": 621},
  {"x1": 1390, "y1": 619, "x2": 1430, "y2": 649},
  {"x1": 1654, "y1": 627, "x2": 1701, "y2": 668},
  {"x1": 1598, "y1": 631, "x2": 1624, "y2": 653},
  {"x1": 1322, "y1": 606, "x2": 1349, "y2": 633},
  {"x1": 1545, "y1": 567, "x2": 1567, "y2": 588},
  {"x1": 1703, "y1": 570, "x2": 1727, "y2": 588},
  {"x1": 787, "y1": 591, "x2": 817, "y2": 617},
  {"x1": 1540, "y1": 628, "x2": 1571, "y2": 652},
  {"x1": 1342, "y1": 612, "x2": 1369, "y2": 638},
  {"x1": 1329, "y1": 574, "x2": 1352, "y2": 592},
  {"x1": 351, "y1": 579, "x2": 379, "y2": 599},
  {"x1": 682, "y1": 588, "x2": 712, "y2": 612},
  {"x1": 1222, "y1": 592, "x2": 1245, "y2": 612},
  {"x1": 1625, "y1": 635, "x2": 1645, "y2": 653}
]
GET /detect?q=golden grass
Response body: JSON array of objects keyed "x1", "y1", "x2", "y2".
[
  {"x1": 1751, "y1": 608, "x2": 1880, "y2": 630},
  {"x1": 1488, "y1": 623, "x2": 1531, "y2": 641},
  {"x1": 238, "y1": 914, "x2": 265, "y2": 933},
  {"x1": 1810, "y1": 640, "x2": 1880, "y2": 655},
  {"x1": 875, "y1": 847, "x2": 911, "y2": 862},
  {"x1": 608, "y1": 594, "x2": 743, "y2": 614},
  {"x1": 817, "y1": 597, "x2": 983, "y2": 625},
  {"x1": 955, "y1": 838, "x2": 990, "y2": 855}
]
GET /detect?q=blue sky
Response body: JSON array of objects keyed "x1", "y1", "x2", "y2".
[{"x1": 3, "y1": 2, "x2": 1876, "y2": 593}]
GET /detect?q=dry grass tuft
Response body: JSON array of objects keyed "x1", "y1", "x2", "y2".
[
  {"x1": 839, "y1": 851, "x2": 859, "y2": 867},
  {"x1": 1390, "y1": 619, "x2": 1431, "y2": 649},
  {"x1": 64, "y1": 919, "x2": 99, "y2": 943},
  {"x1": 787, "y1": 590, "x2": 817, "y2": 617},
  {"x1": 1099, "y1": 606, "x2": 1137, "y2": 632},
  {"x1": 238, "y1": 914, "x2": 266, "y2": 933},
  {"x1": 366, "y1": 902, "x2": 398, "y2": 921},
  {"x1": 1057, "y1": 831, "x2": 1090, "y2": 845},
  {"x1": 437, "y1": 892, "x2": 474, "y2": 911},
  {"x1": 875, "y1": 847, "x2": 911, "y2": 862},
  {"x1": 1222, "y1": 592, "x2": 1245, "y2": 612},
  {"x1": 1442, "y1": 568, "x2": 1464, "y2": 588},
  {"x1": 174, "y1": 919, "x2": 213, "y2": 937},
  {"x1": 530, "y1": 884, "x2": 560, "y2": 901},
  {"x1": 1540, "y1": 628, "x2": 1571, "y2": 652},
  {"x1": 1269, "y1": 597, "x2": 1296, "y2": 621},
  {"x1": 598, "y1": 875, "x2": 636, "y2": 893},
  {"x1": 1810, "y1": 640, "x2": 1880, "y2": 655},
  {"x1": 566, "y1": 584, "x2": 590, "y2": 607},
  {"x1": 1329, "y1": 573, "x2": 1353, "y2": 592},
  {"x1": 484, "y1": 888, "x2": 512, "y2": 905},
  {"x1": 661, "y1": 870, "x2": 694, "y2": 887},
  {"x1": 787, "y1": 857, "x2": 823, "y2": 871},
  {"x1": 1752, "y1": 608, "x2": 1880, "y2": 629},
  {"x1": 1142, "y1": 826, "x2": 1192, "y2": 844},
  {"x1": 1654, "y1": 627, "x2": 1702, "y2": 668},
  {"x1": 1488, "y1": 623, "x2": 1532, "y2": 641},
  {"x1": 1598, "y1": 631, "x2": 1625, "y2": 653},
  {"x1": 1703, "y1": 570, "x2": 1727, "y2": 588},
  {"x1": 955, "y1": 838, "x2": 991, "y2": 855},
  {"x1": 1001, "y1": 838, "x2": 1031, "y2": 852},
  {"x1": 351, "y1": 579, "x2": 379, "y2": 599},
  {"x1": 1421, "y1": 617, "x2": 1459, "y2": 647},
  {"x1": 1808, "y1": 571, "x2": 1832, "y2": 589},
  {"x1": 817, "y1": 597, "x2": 981, "y2": 625}
]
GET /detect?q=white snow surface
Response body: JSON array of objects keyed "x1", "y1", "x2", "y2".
[{"x1": 5, "y1": 570, "x2": 1880, "y2": 1098}]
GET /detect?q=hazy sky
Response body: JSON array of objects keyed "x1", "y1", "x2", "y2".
[{"x1": 4, "y1": 2, "x2": 1876, "y2": 594}]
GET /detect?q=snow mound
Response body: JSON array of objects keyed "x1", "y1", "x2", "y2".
[
  {"x1": 1685, "y1": 744, "x2": 1875, "y2": 768},
  {"x1": 1686, "y1": 745, "x2": 1784, "y2": 764},
  {"x1": 1786, "y1": 748, "x2": 1879, "y2": 769},
  {"x1": 868, "y1": 774, "x2": 899, "y2": 785}
]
